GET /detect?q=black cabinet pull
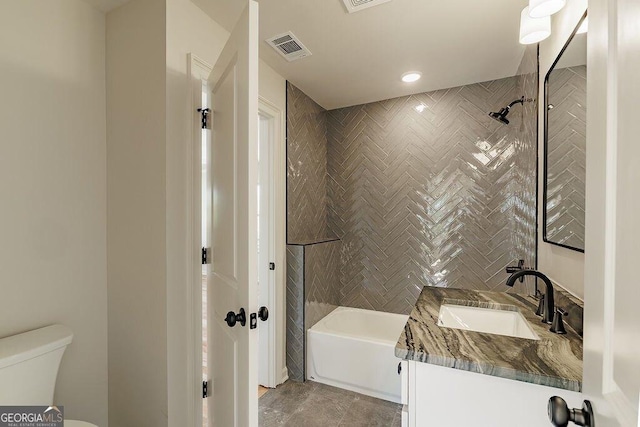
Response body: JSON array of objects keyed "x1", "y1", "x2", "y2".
[{"x1": 548, "y1": 396, "x2": 595, "y2": 427}]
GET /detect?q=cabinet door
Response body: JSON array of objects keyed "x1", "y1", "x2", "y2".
[{"x1": 410, "y1": 361, "x2": 582, "y2": 426}]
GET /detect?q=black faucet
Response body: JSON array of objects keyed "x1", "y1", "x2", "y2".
[{"x1": 506, "y1": 269, "x2": 555, "y2": 325}]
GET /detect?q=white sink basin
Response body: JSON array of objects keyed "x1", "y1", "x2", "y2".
[{"x1": 437, "y1": 303, "x2": 540, "y2": 340}]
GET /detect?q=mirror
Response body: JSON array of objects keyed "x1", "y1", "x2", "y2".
[{"x1": 543, "y1": 13, "x2": 587, "y2": 253}]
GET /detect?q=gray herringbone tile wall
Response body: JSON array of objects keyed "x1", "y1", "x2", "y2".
[
  {"x1": 286, "y1": 240, "x2": 341, "y2": 382},
  {"x1": 514, "y1": 44, "x2": 539, "y2": 294},
  {"x1": 286, "y1": 46, "x2": 538, "y2": 317},
  {"x1": 286, "y1": 245, "x2": 305, "y2": 382},
  {"x1": 546, "y1": 65, "x2": 586, "y2": 250},
  {"x1": 287, "y1": 83, "x2": 334, "y2": 243},
  {"x1": 304, "y1": 240, "x2": 341, "y2": 331}
]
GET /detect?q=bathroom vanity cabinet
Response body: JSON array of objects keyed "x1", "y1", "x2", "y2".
[
  {"x1": 395, "y1": 286, "x2": 584, "y2": 427},
  {"x1": 400, "y1": 360, "x2": 582, "y2": 427}
]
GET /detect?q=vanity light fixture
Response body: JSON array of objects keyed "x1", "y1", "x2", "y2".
[
  {"x1": 577, "y1": 16, "x2": 588, "y2": 34},
  {"x1": 528, "y1": 0, "x2": 566, "y2": 18},
  {"x1": 402, "y1": 72, "x2": 422, "y2": 83},
  {"x1": 519, "y1": 6, "x2": 551, "y2": 45}
]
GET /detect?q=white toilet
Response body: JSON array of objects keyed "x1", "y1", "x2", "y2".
[{"x1": 0, "y1": 324, "x2": 98, "y2": 427}]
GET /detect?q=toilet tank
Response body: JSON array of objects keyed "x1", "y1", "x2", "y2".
[{"x1": 0, "y1": 325, "x2": 73, "y2": 405}]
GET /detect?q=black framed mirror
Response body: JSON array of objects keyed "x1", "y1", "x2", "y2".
[{"x1": 543, "y1": 12, "x2": 587, "y2": 253}]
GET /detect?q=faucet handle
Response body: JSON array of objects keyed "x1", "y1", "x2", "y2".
[
  {"x1": 505, "y1": 259, "x2": 526, "y2": 283},
  {"x1": 550, "y1": 308, "x2": 568, "y2": 334},
  {"x1": 535, "y1": 293, "x2": 546, "y2": 317}
]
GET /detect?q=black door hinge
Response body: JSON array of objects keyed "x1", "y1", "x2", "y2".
[
  {"x1": 197, "y1": 108, "x2": 211, "y2": 129},
  {"x1": 269, "y1": 262, "x2": 275, "y2": 271},
  {"x1": 202, "y1": 247, "x2": 210, "y2": 265},
  {"x1": 202, "y1": 380, "x2": 209, "y2": 398}
]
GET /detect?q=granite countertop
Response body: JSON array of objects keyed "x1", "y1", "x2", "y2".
[{"x1": 395, "y1": 287, "x2": 583, "y2": 392}]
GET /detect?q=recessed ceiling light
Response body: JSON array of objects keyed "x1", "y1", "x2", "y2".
[{"x1": 402, "y1": 72, "x2": 422, "y2": 83}]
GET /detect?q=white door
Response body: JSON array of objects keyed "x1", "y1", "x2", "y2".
[
  {"x1": 207, "y1": 2, "x2": 259, "y2": 426},
  {"x1": 582, "y1": 0, "x2": 640, "y2": 425}
]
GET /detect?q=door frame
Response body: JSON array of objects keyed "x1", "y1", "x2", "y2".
[
  {"x1": 187, "y1": 53, "x2": 288, "y2": 425},
  {"x1": 584, "y1": 0, "x2": 638, "y2": 424},
  {"x1": 258, "y1": 96, "x2": 287, "y2": 388},
  {"x1": 188, "y1": 52, "x2": 213, "y2": 427}
]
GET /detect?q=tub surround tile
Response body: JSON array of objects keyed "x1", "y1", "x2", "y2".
[
  {"x1": 286, "y1": 245, "x2": 305, "y2": 382},
  {"x1": 305, "y1": 240, "x2": 341, "y2": 330},
  {"x1": 286, "y1": 46, "x2": 538, "y2": 317},
  {"x1": 287, "y1": 82, "x2": 331, "y2": 244},
  {"x1": 286, "y1": 240, "x2": 342, "y2": 381},
  {"x1": 396, "y1": 286, "x2": 583, "y2": 392},
  {"x1": 326, "y1": 56, "x2": 539, "y2": 314}
]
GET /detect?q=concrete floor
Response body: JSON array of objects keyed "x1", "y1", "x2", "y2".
[{"x1": 259, "y1": 380, "x2": 402, "y2": 427}]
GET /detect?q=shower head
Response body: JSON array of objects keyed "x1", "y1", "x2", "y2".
[
  {"x1": 488, "y1": 96, "x2": 527, "y2": 125},
  {"x1": 489, "y1": 108, "x2": 511, "y2": 125}
]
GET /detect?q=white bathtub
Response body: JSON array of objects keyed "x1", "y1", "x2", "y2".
[{"x1": 306, "y1": 306, "x2": 409, "y2": 403}]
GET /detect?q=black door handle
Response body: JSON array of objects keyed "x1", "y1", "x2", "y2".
[
  {"x1": 258, "y1": 306, "x2": 269, "y2": 321},
  {"x1": 548, "y1": 396, "x2": 595, "y2": 427},
  {"x1": 224, "y1": 308, "x2": 246, "y2": 327}
]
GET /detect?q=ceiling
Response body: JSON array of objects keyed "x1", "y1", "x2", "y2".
[
  {"x1": 196, "y1": 0, "x2": 531, "y2": 110},
  {"x1": 81, "y1": 0, "x2": 131, "y2": 12}
]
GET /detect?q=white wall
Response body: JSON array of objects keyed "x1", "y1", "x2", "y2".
[
  {"x1": 260, "y1": 60, "x2": 287, "y2": 111},
  {"x1": 107, "y1": 2, "x2": 288, "y2": 424},
  {"x1": 537, "y1": 0, "x2": 588, "y2": 298},
  {"x1": 106, "y1": 0, "x2": 168, "y2": 425},
  {"x1": 0, "y1": 1, "x2": 108, "y2": 425}
]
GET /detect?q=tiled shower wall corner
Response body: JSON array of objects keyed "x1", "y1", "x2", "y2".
[
  {"x1": 546, "y1": 65, "x2": 586, "y2": 249},
  {"x1": 285, "y1": 240, "x2": 341, "y2": 382},
  {"x1": 285, "y1": 245, "x2": 304, "y2": 382},
  {"x1": 285, "y1": 81, "x2": 341, "y2": 381}
]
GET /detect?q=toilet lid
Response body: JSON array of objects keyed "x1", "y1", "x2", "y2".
[{"x1": 65, "y1": 420, "x2": 98, "y2": 427}]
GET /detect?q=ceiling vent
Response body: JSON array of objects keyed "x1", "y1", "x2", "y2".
[
  {"x1": 266, "y1": 32, "x2": 312, "y2": 62},
  {"x1": 341, "y1": 0, "x2": 392, "y2": 13}
]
